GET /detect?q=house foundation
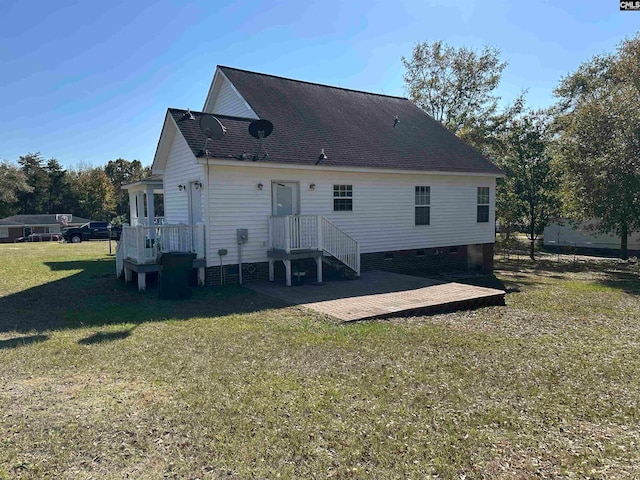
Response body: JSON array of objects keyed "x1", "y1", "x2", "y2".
[{"x1": 204, "y1": 243, "x2": 495, "y2": 286}]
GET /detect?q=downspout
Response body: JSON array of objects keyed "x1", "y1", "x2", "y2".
[{"x1": 204, "y1": 159, "x2": 211, "y2": 278}]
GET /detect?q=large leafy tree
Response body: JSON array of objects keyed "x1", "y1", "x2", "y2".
[
  {"x1": 401, "y1": 40, "x2": 507, "y2": 149},
  {"x1": 0, "y1": 160, "x2": 32, "y2": 217},
  {"x1": 17, "y1": 153, "x2": 50, "y2": 214},
  {"x1": 554, "y1": 34, "x2": 640, "y2": 259},
  {"x1": 105, "y1": 158, "x2": 149, "y2": 217},
  {"x1": 45, "y1": 158, "x2": 70, "y2": 214},
  {"x1": 67, "y1": 165, "x2": 116, "y2": 221},
  {"x1": 495, "y1": 110, "x2": 559, "y2": 259}
]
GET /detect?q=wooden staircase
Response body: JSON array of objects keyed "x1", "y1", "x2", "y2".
[
  {"x1": 268, "y1": 215, "x2": 360, "y2": 286},
  {"x1": 321, "y1": 254, "x2": 360, "y2": 280}
]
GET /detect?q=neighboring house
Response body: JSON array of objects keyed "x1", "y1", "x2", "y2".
[
  {"x1": 120, "y1": 66, "x2": 503, "y2": 288},
  {"x1": 0, "y1": 214, "x2": 92, "y2": 244},
  {"x1": 544, "y1": 220, "x2": 640, "y2": 254}
]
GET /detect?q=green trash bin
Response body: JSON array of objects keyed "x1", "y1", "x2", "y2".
[{"x1": 159, "y1": 252, "x2": 196, "y2": 299}]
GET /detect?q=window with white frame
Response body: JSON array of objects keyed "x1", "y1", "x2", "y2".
[
  {"x1": 477, "y1": 187, "x2": 490, "y2": 223},
  {"x1": 415, "y1": 186, "x2": 430, "y2": 225},
  {"x1": 333, "y1": 184, "x2": 353, "y2": 211},
  {"x1": 0, "y1": 227, "x2": 8, "y2": 239}
]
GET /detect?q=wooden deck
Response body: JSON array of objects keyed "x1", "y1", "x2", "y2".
[{"x1": 248, "y1": 270, "x2": 505, "y2": 321}]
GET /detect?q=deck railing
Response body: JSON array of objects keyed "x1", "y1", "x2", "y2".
[
  {"x1": 121, "y1": 224, "x2": 205, "y2": 264},
  {"x1": 268, "y1": 215, "x2": 360, "y2": 275},
  {"x1": 131, "y1": 216, "x2": 166, "y2": 227}
]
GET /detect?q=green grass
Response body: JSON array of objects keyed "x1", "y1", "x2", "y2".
[{"x1": 1, "y1": 243, "x2": 640, "y2": 478}]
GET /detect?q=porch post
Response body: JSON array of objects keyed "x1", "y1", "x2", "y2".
[
  {"x1": 129, "y1": 191, "x2": 137, "y2": 225},
  {"x1": 268, "y1": 258, "x2": 275, "y2": 281},
  {"x1": 315, "y1": 256, "x2": 323, "y2": 284},
  {"x1": 317, "y1": 216, "x2": 323, "y2": 251},
  {"x1": 284, "y1": 217, "x2": 291, "y2": 254},
  {"x1": 146, "y1": 185, "x2": 155, "y2": 227},
  {"x1": 284, "y1": 259, "x2": 292, "y2": 287},
  {"x1": 136, "y1": 191, "x2": 145, "y2": 226}
]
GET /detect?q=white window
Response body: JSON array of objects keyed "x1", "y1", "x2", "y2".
[
  {"x1": 333, "y1": 185, "x2": 353, "y2": 211},
  {"x1": 0, "y1": 227, "x2": 8, "y2": 238},
  {"x1": 477, "y1": 187, "x2": 490, "y2": 223},
  {"x1": 415, "y1": 186, "x2": 430, "y2": 226}
]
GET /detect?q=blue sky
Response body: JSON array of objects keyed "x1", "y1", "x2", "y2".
[{"x1": 0, "y1": 0, "x2": 637, "y2": 169}]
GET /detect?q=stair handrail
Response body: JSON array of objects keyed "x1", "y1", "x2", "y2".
[
  {"x1": 319, "y1": 216, "x2": 359, "y2": 244},
  {"x1": 319, "y1": 216, "x2": 360, "y2": 275}
]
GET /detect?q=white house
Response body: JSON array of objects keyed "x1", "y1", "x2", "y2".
[
  {"x1": 119, "y1": 66, "x2": 503, "y2": 289},
  {"x1": 544, "y1": 220, "x2": 640, "y2": 253},
  {"x1": 0, "y1": 214, "x2": 92, "y2": 243}
]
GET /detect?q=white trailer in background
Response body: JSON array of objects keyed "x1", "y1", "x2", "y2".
[{"x1": 544, "y1": 220, "x2": 640, "y2": 252}]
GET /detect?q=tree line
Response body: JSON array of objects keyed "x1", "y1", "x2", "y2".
[
  {"x1": 402, "y1": 33, "x2": 640, "y2": 259},
  {"x1": 1, "y1": 34, "x2": 637, "y2": 258},
  {"x1": 0, "y1": 156, "x2": 153, "y2": 224}
]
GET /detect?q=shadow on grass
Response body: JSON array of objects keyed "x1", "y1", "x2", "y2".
[
  {"x1": 445, "y1": 274, "x2": 506, "y2": 290},
  {"x1": 0, "y1": 258, "x2": 288, "y2": 334},
  {"x1": 0, "y1": 334, "x2": 49, "y2": 350},
  {"x1": 597, "y1": 270, "x2": 640, "y2": 295},
  {"x1": 496, "y1": 257, "x2": 640, "y2": 295},
  {"x1": 78, "y1": 327, "x2": 136, "y2": 345}
]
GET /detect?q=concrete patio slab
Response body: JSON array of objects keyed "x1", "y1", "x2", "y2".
[{"x1": 248, "y1": 270, "x2": 505, "y2": 321}]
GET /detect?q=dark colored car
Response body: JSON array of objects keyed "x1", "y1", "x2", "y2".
[
  {"x1": 15, "y1": 233, "x2": 63, "y2": 243},
  {"x1": 62, "y1": 222, "x2": 122, "y2": 243}
]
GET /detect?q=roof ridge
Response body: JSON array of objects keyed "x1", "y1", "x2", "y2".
[{"x1": 218, "y1": 65, "x2": 409, "y2": 101}]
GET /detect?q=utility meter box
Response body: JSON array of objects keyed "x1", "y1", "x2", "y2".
[{"x1": 237, "y1": 229, "x2": 248, "y2": 243}]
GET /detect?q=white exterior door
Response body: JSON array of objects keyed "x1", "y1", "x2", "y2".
[
  {"x1": 272, "y1": 182, "x2": 299, "y2": 216},
  {"x1": 188, "y1": 182, "x2": 202, "y2": 224}
]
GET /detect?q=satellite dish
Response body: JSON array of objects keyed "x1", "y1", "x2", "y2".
[
  {"x1": 248, "y1": 119, "x2": 273, "y2": 139},
  {"x1": 199, "y1": 114, "x2": 226, "y2": 140}
]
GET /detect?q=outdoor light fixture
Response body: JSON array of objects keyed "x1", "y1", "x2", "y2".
[
  {"x1": 309, "y1": 183, "x2": 316, "y2": 190},
  {"x1": 178, "y1": 184, "x2": 186, "y2": 191},
  {"x1": 194, "y1": 181, "x2": 203, "y2": 189},
  {"x1": 257, "y1": 182, "x2": 264, "y2": 190}
]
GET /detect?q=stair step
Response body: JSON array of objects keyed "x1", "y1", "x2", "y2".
[{"x1": 322, "y1": 255, "x2": 359, "y2": 279}]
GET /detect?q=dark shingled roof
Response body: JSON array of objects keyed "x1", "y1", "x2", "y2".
[
  {"x1": 170, "y1": 66, "x2": 502, "y2": 174},
  {"x1": 170, "y1": 109, "x2": 256, "y2": 161},
  {"x1": 0, "y1": 215, "x2": 93, "y2": 226}
]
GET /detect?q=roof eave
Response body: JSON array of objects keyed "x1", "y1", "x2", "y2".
[
  {"x1": 151, "y1": 111, "x2": 178, "y2": 175},
  {"x1": 197, "y1": 157, "x2": 504, "y2": 177}
]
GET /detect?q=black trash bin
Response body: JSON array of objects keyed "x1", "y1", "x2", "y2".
[{"x1": 159, "y1": 252, "x2": 196, "y2": 299}]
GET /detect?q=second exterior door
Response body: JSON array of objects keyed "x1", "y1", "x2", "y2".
[
  {"x1": 188, "y1": 181, "x2": 202, "y2": 224},
  {"x1": 272, "y1": 182, "x2": 299, "y2": 216}
]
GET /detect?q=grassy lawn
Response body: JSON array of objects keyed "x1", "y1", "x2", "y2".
[{"x1": 1, "y1": 242, "x2": 639, "y2": 479}]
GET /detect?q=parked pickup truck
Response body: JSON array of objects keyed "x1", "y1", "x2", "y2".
[{"x1": 62, "y1": 222, "x2": 122, "y2": 243}]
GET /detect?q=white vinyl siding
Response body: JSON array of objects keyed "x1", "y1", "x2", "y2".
[
  {"x1": 208, "y1": 75, "x2": 258, "y2": 119},
  {"x1": 163, "y1": 133, "x2": 205, "y2": 226},
  {"x1": 204, "y1": 164, "x2": 496, "y2": 267}
]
